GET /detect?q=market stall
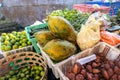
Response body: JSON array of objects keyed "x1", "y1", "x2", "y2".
[{"x1": 0, "y1": 0, "x2": 120, "y2": 80}]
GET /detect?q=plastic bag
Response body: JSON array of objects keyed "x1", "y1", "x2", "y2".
[
  {"x1": 77, "y1": 17, "x2": 101, "y2": 50},
  {"x1": 100, "y1": 31, "x2": 120, "y2": 46}
]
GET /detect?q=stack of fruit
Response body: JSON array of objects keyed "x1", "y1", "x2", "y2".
[
  {"x1": 0, "y1": 31, "x2": 31, "y2": 51},
  {"x1": 0, "y1": 66, "x2": 45, "y2": 80}
]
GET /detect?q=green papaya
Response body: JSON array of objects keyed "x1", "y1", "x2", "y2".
[
  {"x1": 48, "y1": 16, "x2": 77, "y2": 44},
  {"x1": 43, "y1": 39, "x2": 76, "y2": 61},
  {"x1": 34, "y1": 30, "x2": 56, "y2": 47}
]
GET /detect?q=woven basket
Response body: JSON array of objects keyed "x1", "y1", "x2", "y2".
[{"x1": 0, "y1": 52, "x2": 47, "y2": 80}]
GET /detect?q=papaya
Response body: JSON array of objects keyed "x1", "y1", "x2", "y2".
[
  {"x1": 48, "y1": 16, "x2": 77, "y2": 44},
  {"x1": 43, "y1": 39, "x2": 76, "y2": 61},
  {"x1": 34, "y1": 30, "x2": 56, "y2": 47}
]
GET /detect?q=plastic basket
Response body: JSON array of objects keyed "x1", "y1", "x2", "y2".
[
  {"x1": 25, "y1": 23, "x2": 48, "y2": 54},
  {"x1": 86, "y1": 1, "x2": 120, "y2": 15},
  {"x1": 73, "y1": 4, "x2": 110, "y2": 14},
  {"x1": 0, "y1": 52, "x2": 47, "y2": 80}
]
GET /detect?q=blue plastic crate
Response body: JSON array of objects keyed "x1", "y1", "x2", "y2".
[{"x1": 86, "y1": 1, "x2": 120, "y2": 15}]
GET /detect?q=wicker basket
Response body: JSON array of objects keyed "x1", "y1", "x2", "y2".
[{"x1": 0, "y1": 52, "x2": 47, "y2": 80}]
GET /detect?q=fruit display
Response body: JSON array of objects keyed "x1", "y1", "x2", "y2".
[
  {"x1": 34, "y1": 30, "x2": 56, "y2": 47},
  {"x1": 0, "y1": 66, "x2": 45, "y2": 80},
  {"x1": 43, "y1": 39, "x2": 77, "y2": 62},
  {"x1": 0, "y1": 31, "x2": 31, "y2": 51},
  {"x1": 48, "y1": 16, "x2": 77, "y2": 44},
  {"x1": 65, "y1": 53, "x2": 120, "y2": 80},
  {"x1": 49, "y1": 9, "x2": 89, "y2": 32}
]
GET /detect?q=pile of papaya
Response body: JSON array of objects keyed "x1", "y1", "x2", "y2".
[{"x1": 35, "y1": 16, "x2": 78, "y2": 62}]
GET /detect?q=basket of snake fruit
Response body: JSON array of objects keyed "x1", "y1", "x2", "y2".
[{"x1": 0, "y1": 52, "x2": 47, "y2": 80}]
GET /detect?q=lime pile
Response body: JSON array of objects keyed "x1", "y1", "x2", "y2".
[
  {"x1": 0, "y1": 66, "x2": 45, "y2": 80},
  {"x1": 0, "y1": 31, "x2": 31, "y2": 51}
]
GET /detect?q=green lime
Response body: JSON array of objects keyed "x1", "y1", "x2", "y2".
[
  {"x1": 36, "y1": 70, "x2": 40, "y2": 74},
  {"x1": 5, "y1": 46, "x2": 11, "y2": 51},
  {"x1": 0, "y1": 77, "x2": 5, "y2": 80},
  {"x1": 17, "y1": 32, "x2": 21, "y2": 35},
  {"x1": 31, "y1": 71, "x2": 35, "y2": 75},
  {"x1": 26, "y1": 75, "x2": 29, "y2": 78},
  {"x1": 19, "y1": 46, "x2": 22, "y2": 49},
  {"x1": 21, "y1": 31, "x2": 26, "y2": 35},
  {"x1": 22, "y1": 39, "x2": 27, "y2": 43},
  {"x1": 35, "y1": 76, "x2": 40, "y2": 80},
  {"x1": 27, "y1": 41, "x2": 31, "y2": 45},
  {"x1": 12, "y1": 45, "x2": 18, "y2": 49},
  {"x1": 40, "y1": 71, "x2": 45, "y2": 76},
  {"x1": 12, "y1": 31, "x2": 17, "y2": 35},
  {"x1": 9, "y1": 70, "x2": 15, "y2": 75},
  {"x1": 1, "y1": 45, "x2": 5, "y2": 51},
  {"x1": 20, "y1": 73, "x2": 25, "y2": 77},
  {"x1": 8, "y1": 43, "x2": 12, "y2": 46},
  {"x1": 39, "y1": 66, "x2": 43, "y2": 71},
  {"x1": 22, "y1": 68, "x2": 27, "y2": 72},
  {"x1": 5, "y1": 35, "x2": 10, "y2": 41},
  {"x1": 33, "y1": 66, "x2": 38, "y2": 70},
  {"x1": 27, "y1": 66, "x2": 31, "y2": 70},
  {"x1": 22, "y1": 78, "x2": 27, "y2": 80},
  {"x1": 10, "y1": 39, "x2": 16, "y2": 44},
  {"x1": 1, "y1": 33, "x2": 7, "y2": 36},
  {"x1": 4, "y1": 40, "x2": 9, "y2": 45},
  {"x1": 22, "y1": 43, "x2": 27, "y2": 47},
  {"x1": 15, "y1": 42, "x2": 20, "y2": 46},
  {"x1": 16, "y1": 38, "x2": 20, "y2": 41},
  {"x1": 5, "y1": 74, "x2": 11, "y2": 79},
  {"x1": 0, "y1": 36, "x2": 5, "y2": 42}
]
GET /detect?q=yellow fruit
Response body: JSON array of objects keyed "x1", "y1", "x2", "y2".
[
  {"x1": 4, "y1": 40, "x2": 9, "y2": 45},
  {"x1": 34, "y1": 30, "x2": 56, "y2": 47},
  {"x1": 1, "y1": 33, "x2": 7, "y2": 36},
  {"x1": 40, "y1": 71, "x2": 45, "y2": 76},
  {"x1": 48, "y1": 16, "x2": 77, "y2": 44},
  {"x1": 22, "y1": 43, "x2": 27, "y2": 47},
  {"x1": 21, "y1": 31, "x2": 26, "y2": 35},
  {"x1": 1, "y1": 45, "x2": 5, "y2": 50},
  {"x1": 5, "y1": 46, "x2": 11, "y2": 51},
  {"x1": 43, "y1": 39, "x2": 76, "y2": 61},
  {"x1": 19, "y1": 46, "x2": 22, "y2": 48},
  {"x1": 27, "y1": 41, "x2": 31, "y2": 45},
  {"x1": 12, "y1": 45, "x2": 18, "y2": 49}
]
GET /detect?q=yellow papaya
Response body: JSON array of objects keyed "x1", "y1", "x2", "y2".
[
  {"x1": 43, "y1": 39, "x2": 77, "y2": 62},
  {"x1": 48, "y1": 16, "x2": 77, "y2": 44},
  {"x1": 34, "y1": 30, "x2": 56, "y2": 47}
]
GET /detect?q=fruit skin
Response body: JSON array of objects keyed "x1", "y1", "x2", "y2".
[
  {"x1": 34, "y1": 30, "x2": 56, "y2": 47},
  {"x1": 48, "y1": 16, "x2": 77, "y2": 44},
  {"x1": 73, "y1": 63, "x2": 82, "y2": 75},
  {"x1": 43, "y1": 39, "x2": 76, "y2": 61}
]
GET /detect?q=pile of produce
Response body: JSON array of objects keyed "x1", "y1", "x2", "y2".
[
  {"x1": 65, "y1": 53, "x2": 120, "y2": 80},
  {"x1": 49, "y1": 9, "x2": 89, "y2": 32},
  {"x1": 0, "y1": 31, "x2": 31, "y2": 51},
  {"x1": 0, "y1": 66, "x2": 45, "y2": 80},
  {"x1": 35, "y1": 16, "x2": 77, "y2": 62}
]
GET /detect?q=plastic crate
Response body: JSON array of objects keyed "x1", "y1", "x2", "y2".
[
  {"x1": 73, "y1": 4, "x2": 110, "y2": 14},
  {"x1": 86, "y1": 1, "x2": 120, "y2": 15},
  {"x1": 25, "y1": 23, "x2": 48, "y2": 54}
]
